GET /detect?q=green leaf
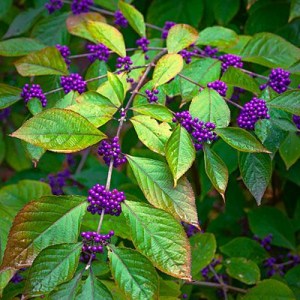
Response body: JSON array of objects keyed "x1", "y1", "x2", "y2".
[
  {"x1": 85, "y1": 60, "x2": 108, "y2": 91},
  {"x1": 11, "y1": 108, "x2": 106, "y2": 153},
  {"x1": 87, "y1": 21, "x2": 126, "y2": 57},
  {"x1": 119, "y1": 2, "x2": 146, "y2": 37},
  {"x1": 189, "y1": 88, "x2": 230, "y2": 128},
  {"x1": 239, "y1": 152, "x2": 272, "y2": 205},
  {"x1": 25, "y1": 243, "x2": 82, "y2": 296},
  {"x1": 166, "y1": 126, "x2": 195, "y2": 186},
  {"x1": 203, "y1": 145, "x2": 228, "y2": 200},
  {"x1": 220, "y1": 237, "x2": 268, "y2": 264},
  {"x1": 159, "y1": 278, "x2": 181, "y2": 299},
  {"x1": 190, "y1": 233, "x2": 216, "y2": 277},
  {"x1": 279, "y1": 132, "x2": 300, "y2": 170},
  {"x1": 27, "y1": 98, "x2": 43, "y2": 115},
  {"x1": 126, "y1": 155, "x2": 198, "y2": 226},
  {"x1": 0, "y1": 269, "x2": 15, "y2": 297},
  {"x1": 285, "y1": 265, "x2": 300, "y2": 299},
  {"x1": 215, "y1": 127, "x2": 269, "y2": 153},
  {"x1": 0, "y1": 38, "x2": 45, "y2": 57},
  {"x1": 290, "y1": 0, "x2": 300, "y2": 21},
  {"x1": 66, "y1": 13, "x2": 106, "y2": 42},
  {"x1": 221, "y1": 67, "x2": 260, "y2": 94},
  {"x1": 130, "y1": 115, "x2": 172, "y2": 155},
  {"x1": 213, "y1": 0, "x2": 240, "y2": 25},
  {"x1": 0, "y1": 83, "x2": 22, "y2": 109},
  {"x1": 77, "y1": 269, "x2": 112, "y2": 300},
  {"x1": 109, "y1": 247, "x2": 159, "y2": 300},
  {"x1": 0, "y1": 196, "x2": 87, "y2": 271},
  {"x1": 107, "y1": 72, "x2": 125, "y2": 103},
  {"x1": 167, "y1": 24, "x2": 198, "y2": 54},
  {"x1": 153, "y1": 54, "x2": 184, "y2": 87},
  {"x1": 248, "y1": 207, "x2": 296, "y2": 250},
  {"x1": 0, "y1": 131, "x2": 5, "y2": 165},
  {"x1": 14, "y1": 47, "x2": 68, "y2": 77},
  {"x1": 0, "y1": 0, "x2": 12, "y2": 19},
  {"x1": 123, "y1": 201, "x2": 191, "y2": 280},
  {"x1": 196, "y1": 26, "x2": 238, "y2": 49},
  {"x1": 225, "y1": 258, "x2": 260, "y2": 285},
  {"x1": 241, "y1": 33, "x2": 300, "y2": 68},
  {"x1": 132, "y1": 104, "x2": 173, "y2": 122},
  {"x1": 242, "y1": 279, "x2": 295, "y2": 300},
  {"x1": 268, "y1": 90, "x2": 300, "y2": 115}
]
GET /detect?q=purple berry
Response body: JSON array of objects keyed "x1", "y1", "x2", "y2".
[
  {"x1": 81, "y1": 230, "x2": 114, "y2": 255},
  {"x1": 136, "y1": 37, "x2": 150, "y2": 59},
  {"x1": 115, "y1": 56, "x2": 133, "y2": 72},
  {"x1": 60, "y1": 73, "x2": 87, "y2": 94},
  {"x1": 145, "y1": 89, "x2": 159, "y2": 103},
  {"x1": 46, "y1": 169, "x2": 71, "y2": 195},
  {"x1": 293, "y1": 115, "x2": 300, "y2": 130},
  {"x1": 114, "y1": 10, "x2": 128, "y2": 27},
  {"x1": 230, "y1": 87, "x2": 245, "y2": 101},
  {"x1": 207, "y1": 80, "x2": 228, "y2": 97},
  {"x1": 45, "y1": 0, "x2": 63, "y2": 13},
  {"x1": 161, "y1": 21, "x2": 176, "y2": 39},
  {"x1": 0, "y1": 108, "x2": 11, "y2": 121},
  {"x1": 181, "y1": 222, "x2": 201, "y2": 237},
  {"x1": 202, "y1": 46, "x2": 218, "y2": 58},
  {"x1": 179, "y1": 49, "x2": 195, "y2": 64},
  {"x1": 219, "y1": 54, "x2": 243, "y2": 72},
  {"x1": 71, "y1": 0, "x2": 94, "y2": 15},
  {"x1": 237, "y1": 97, "x2": 270, "y2": 130},
  {"x1": 86, "y1": 43, "x2": 110, "y2": 62},
  {"x1": 56, "y1": 44, "x2": 71, "y2": 67},
  {"x1": 10, "y1": 272, "x2": 23, "y2": 284},
  {"x1": 21, "y1": 84, "x2": 47, "y2": 107},
  {"x1": 261, "y1": 68, "x2": 291, "y2": 94}
]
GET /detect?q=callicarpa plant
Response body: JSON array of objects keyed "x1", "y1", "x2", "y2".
[{"x1": 1, "y1": 0, "x2": 300, "y2": 299}]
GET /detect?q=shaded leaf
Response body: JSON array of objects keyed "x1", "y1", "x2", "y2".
[
  {"x1": 107, "y1": 72, "x2": 125, "y2": 103},
  {"x1": 132, "y1": 104, "x2": 173, "y2": 122},
  {"x1": 279, "y1": 132, "x2": 300, "y2": 169},
  {"x1": 268, "y1": 90, "x2": 300, "y2": 115},
  {"x1": 0, "y1": 83, "x2": 22, "y2": 109}
]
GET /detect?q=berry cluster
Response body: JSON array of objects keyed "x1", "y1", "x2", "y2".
[
  {"x1": 173, "y1": 111, "x2": 217, "y2": 150},
  {"x1": 114, "y1": 10, "x2": 128, "y2": 27},
  {"x1": 136, "y1": 37, "x2": 150, "y2": 59},
  {"x1": 81, "y1": 230, "x2": 114, "y2": 254},
  {"x1": 253, "y1": 234, "x2": 273, "y2": 251},
  {"x1": 71, "y1": 0, "x2": 94, "y2": 15},
  {"x1": 201, "y1": 258, "x2": 221, "y2": 279},
  {"x1": 0, "y1": 108, "x2": 11, "y2": 121},
  {"x1": 207, "y1": 80, "x2": 228, "y2": 97},
  {"x1": 260, "y1": 68, "x2": 291, "y2": 94},
  {"x1": 237, "y1": 97, "x2": 270, "y2": 130},
  {"x1": 21, "y1": 84, "x2": 47, "y2": 107},
  {"x1": 145, "y1": 89, "x2": 159, "y2": 103},
  {"x1": 98, "y1": 137, "x2": 127, "y2": 168},
  {"x1": 116, "y1": 56, "x2": 133, "y2": 72},
  {"x1": 87, "y1": 184, "x2": 126, "y2": 216},
  {"x1": 56, "y1": 44, "x2": 71, "y2": 67},
  {"x1": 161, "y1": 21, "x2": 176, "y2": 39},
  {"x1": 179, "y1": 49, "x2": 196, "y2": 64},
  {"x1": 86, "y1": 43, "x2": 110, "y2": 62},
  {"x1": 219, "y1": 54, "x2": 243, "y2": 72},
  {"x1": 293, "y1": 115, "x2": 300, "y2": 130},
  {"x1": 47, "y1": 169, "x2": 71, "y2": 195},
  {"x1": 230, "y1": 87, "x2": 245, "y2": 101},
  {"x1": 10, "y1": 272, "x2": 23, "y2": 284},
  {"x1": 264, "y1": 254, "x2": 300, "y2": 277},
  {"x1": 80, "y1": 252, "x2": 96, "y2": 263},
  {"x1": 60, "y1": 73, "x2": 86, "y2": 94},
  {"x1": 202, "y1": 46, "x2": 218, "y2": 58},
  {"x1": 45, "y1": 0, "x2": 63, "y2": 14},
  {"x1": 181, "y1": 222, "x2": 201, "y2": 237}
]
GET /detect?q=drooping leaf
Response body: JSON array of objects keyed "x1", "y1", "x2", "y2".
[
  {"x1": 123, "y1": 201, "x2": 191, "y2": 280},
  {"x1": 25, "y1": 243, "x2": 82, "y2": 296},
  {"x1": 153, "y1": 54, "x2": 184, "y2": 87},
  {"x1": 14, "y1": 47, "x2": 69, "y2": 77},
  {"x1": 239, "y1": 152, "x2": 272, "y2": 205},
  {"x1": 268, "y1": 90, "x2": 300, "y2": 115},
  {"x1": 11, "y1": 108, "x2": 106, "y2": 153},
  {"x1": 215, "y1": 128, "x2": 270, "y2": 153},
  {"x1": 167, "y1": 24, "x2": 198, "y2": 54},
  {"x1": 289, "y1": 0, "x2": 300, "y2": 21},
  {"x1": 279, "y1": 132, "x2": 300, "y2": 169},
  {"x1": 107, "y1": 72, "x2": 125, "y2": 103},
  {"x1": 0, "y1": 38, "x2": 45, "y2": 57},
  {"x1": 87, "y1": 21, "x2": 126, "y2": 57},
  {"x1": 132, "y1": 104, "x2": 173, "y2": 122},
  {"x1": 126, "y1": 155, "x2": 198, "y2": 226},
  {"x1": 85, "y1": 60, "x2": 108, "y2": 91},
  {"x1": 109, "y1": 247, "x2": 159, "y2": 300},
  {"x1": 203, "y1": 145, "x2": 228, "y2": 200},
  {"x1": 119, "y1": 2, "x2": 146, "y2": 37},
  {"x1": 285, "y1": 265, "x2": 300, "y2": 299},
  {"x1": 213, "y1": 0, "x2": 240, "y2": 25},
  {"x1": 189, "y1": 88, "x2": 230, "y2": 128},
  {"x1": 0, "y1": 83, "x2": 22, "y2": 109},
  {"x1": 165, "y1": 126, "x2": 195, "y2": 186},
  {"x1": 130, "y1": 115, "x2": 172, "y2": 155}
]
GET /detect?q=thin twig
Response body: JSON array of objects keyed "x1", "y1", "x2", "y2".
[
  {"x1": 75, "y1": 148, "x2": 91, "y2": 174},
  {"x1": 209, "y1": 265, "x2": 228, "y2": 300}
]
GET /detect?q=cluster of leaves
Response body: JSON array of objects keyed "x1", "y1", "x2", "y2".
[{"x1": 0, "y1": 0, "x2": 300, "y2": 299}]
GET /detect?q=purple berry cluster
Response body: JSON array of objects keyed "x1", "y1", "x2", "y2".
[
  {"x1": 10, "y1": 272, "x2": 23, "y2": 284},
  {"x1": 219, "y1": 54, "x2": 243, "y2": 72},
  {"x1": 202, "y1": 46, "x2": 218, "y2": 58},
  {"x1": 162, "y1": 21, "x2": 176, "y2": 39},
  {"x1": 0, "y1": 108, "x2": 11, "y2": 121},
  {"x1": 80, "y1": 252, "x2": 96, "y2": 263},
  {"x1": 145, "y1": 89, "x2": 159, "y2": 103},
  {"x1": 181, "y1": 222, "x2": 201, "y2": 237},
  {"x1": 116, "y1": 56, "x2": 133, "y2": 72},
  {"x1": 230, "y1": 87, "x2": 245, "y2": 102},
  {"x1": 136, "y1": 37, "x2": 150, "y2": 59},
  {"x1": 254, "y1": 234, "x2": 273, "y2": 251},
  {"x1": 293, "y1": 115, "x2": 300, "y2": 130},
  {"x1": 56, "y1": 44, "x2": 71, "y2": 67},
  {"x1": 237, "y1": 97, "x2": 270, "y2": 130},
  {"x1": 114, "y1": 10, "x2": 128, "y2": 27},
  {"x1": 260, "y1": 68, "x2": 291, "y2": 94},
  {"x1": 47, "y1": 169, "x2": 71, "y2": 195},
  {"x1": 98, "y1": 137, "x2": 127, "y2": 168},
  {"x1": 60, "y1": 73, "x2": 86, "y2": 94},
  {"x1": 45, "y1": 0, "x2": 63, "y2": 14},
  {"x1": 207, "y1": 80, "x2": 228, "y2": 97},
  {"x1": 179, "y1": 49, "x2": 196, "y2": 64},
  {"x1": 264, "y1": 254, "x2": 300, "y2": 277},
  {"x1": 201, "y1": 259, "x2": 221, "y2": 280},
  {"x1": 173, "y1": 111, "x2": 217, "y2": 150},
  {"x1": 86, "y1": 43, "x2": 110, "y2": 62},
  {"x1": 21, "y1": 84, "x2": 47, "y2": 107},
  {"x1": 87, "y1": 184, "x2": 126, "y2": 216},
  {"x1": 81, "y1": 230, "x2": 114, "y2": 254},
  {"x1": 71, "y1": 0, "x2": 94, "y2": 15}
]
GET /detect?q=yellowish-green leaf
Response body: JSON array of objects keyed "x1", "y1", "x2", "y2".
[
  {"x1": 107, "y1": 72, "x2": 125, "y2": 103},
  {"x1": 0, "y1": 83, "x2": 22, "y2": 109},
  {"x1": 132, "y1": 104, "x2": 173, "y2": 122}
]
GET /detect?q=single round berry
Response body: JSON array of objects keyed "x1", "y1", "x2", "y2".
[
  {"x1": 86, "y1": 43, "x2": 110, "y2": 62},
  {"x1": 60, "y1": 73, "x2": 87, "y2": 94},
  {"x1": 115, "y1": 56, "x2": 133, "y2": 72},
  {"x1": 219, "y1": 54, "x2": 243, "y2": 72},
  {"x1": 207, "y1": 80, "x2": 228, "y2": 97},
  {"x1": 261, "y1": 68, "x2": 291, "y2": 94},
  {"x1": 56, "y1": 44, "x2": 71, "y2": 67},
  {"x1": 293, "y1": 115, "x2": 300, "y2": 130},
  {"x1": 86, "y1": 184, "x2": 126, "y2": 216},
  {"x1": 161, "y1": 21, "x2": 176, "y2": 39},
  {"x1": 71, "y1": 0, "x2": 94, "y2": 15},
  {"x1": 114, "y1": 10, "x2": 128, "y2": 27},
  {"x1": 21, "y1": 84, "x2": 47, "y2": 107},
  {"x1": 98, "y1": 137, "x2": 127, "y2": 168},
  {"x1": 45, "y1": 0, "x2": 63, "y2": 13},
  {"x1": 145, "y1": 89, "x2": 159, "y2": 103},
  {"x1": 237, "y1": 97, "x2": 270, "y2": 130}
]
